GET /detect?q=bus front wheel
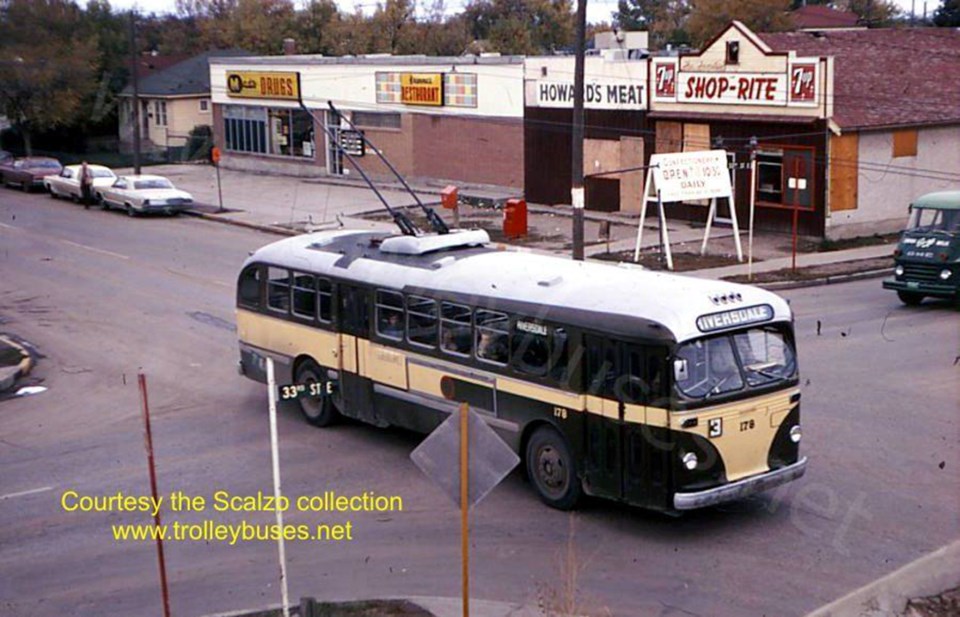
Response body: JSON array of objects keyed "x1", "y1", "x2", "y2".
[
  {"x1": 525, "y1": 426, "x2": 582, "y2": 510},
  {"x1": 294, "y1": 360, "x2": 339, "y2": 427},
  {"x1": 897, "y1": 291, "x2": 924, "y2": 306}
]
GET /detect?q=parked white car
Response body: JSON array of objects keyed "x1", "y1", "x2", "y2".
[
  {"x1": 44, "y1": 164, "x2": 116, "y2": 201},
  {"x1": 99, "y1": 174, "x2": 194, "y2": 216}
]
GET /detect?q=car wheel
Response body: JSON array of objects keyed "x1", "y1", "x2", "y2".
[
  {"x1": 125, "y1": 204, "x2": 137, "y2": 217},
  {"x1": 897, "y1": 291, "x2": 924, "y2": 306},
  {"x1": 21, "y1": 182, "x2": 30, "y2": 193},
  {"x1": 293, "y1": 359, "x2": 339, "y2": 427},
  {"x1": 525, "y1": 425, "x2": 582, "y2": 510}
]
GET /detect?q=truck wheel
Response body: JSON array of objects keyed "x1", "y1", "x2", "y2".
[
  {"x1": 525, "y1": 425, "x2": 582, "y2": 510},
  {"x1": 897, "y1": 291, "x2": 924, "y2": 306},
  {"x1": 293, "y1": 359, "x2": 338, "y2": 427}
]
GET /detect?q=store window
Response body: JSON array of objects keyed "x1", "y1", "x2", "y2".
[
  {"x1": 353, "y1": 112, "x2": 401, "y2": 129},
  {"x1": 200, "y1": 99, "x2": 210, "y2": 113},
  {"x1": 224, "y1": 105, "x2": 314, "y2": 158},
  {"x1": 756, "y1": 147, "x2": 814, "y2": 210},
  {"x1": 757, "y1": 149, "x2": 783, "y2": 204}
]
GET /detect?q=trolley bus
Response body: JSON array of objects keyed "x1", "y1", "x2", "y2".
[{"x1": 236, "y1": 229, "x2": 806, "y2": 513}]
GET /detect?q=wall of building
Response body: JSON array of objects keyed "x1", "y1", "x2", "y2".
[
  {"x1": 826, "y1": 125, "x2": 960, "y2": 238},
  {"x1": 412, "y1": 114, "x2": 523, "y2": 188}
]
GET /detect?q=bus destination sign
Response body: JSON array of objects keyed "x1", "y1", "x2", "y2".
[{"x1": 696, "y1": 304, "x2": 774, "y2": 333}]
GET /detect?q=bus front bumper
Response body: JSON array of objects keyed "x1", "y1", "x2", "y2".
[
  {"x1": 882, "y1": 278, "x2": 957, "y2": 298},
  {"x1": 673, "y1": 458, "x2": 808, "y2": 511}
]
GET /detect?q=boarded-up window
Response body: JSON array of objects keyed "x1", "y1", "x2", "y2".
[
  {"x1": 619, "y1": 136, "x2": 645, "y2": 214},
  {"x1": 892, "y1": 129, "x2": 918, "y2": 158},
  {"x1": 830, "y1": 133, "x2": 858, "y2": 212},
  {"x1": 656, "y1": 121, "x2": 682, "y2": 154},
  {"x1": 683, "y1": 123, "x2": 711, "y2": 152}
]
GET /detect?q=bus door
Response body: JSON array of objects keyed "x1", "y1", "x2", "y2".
[
  {"x1": 584, "y1": 336, "x2": 670, "y2": 507},
  {"x1": 337, "y1": 284, "x2": 377, "y2": 424},
  {"x1": 584, "y1": 336, "x2": 624, "y2": 499}
]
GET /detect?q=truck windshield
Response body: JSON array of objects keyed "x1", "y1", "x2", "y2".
[
  {"x1": 674, "y1": 327, "x2": 796, "y2": 400},
  {"x1": 908, "y1": 207, "x2": 960, "y2": 233}
]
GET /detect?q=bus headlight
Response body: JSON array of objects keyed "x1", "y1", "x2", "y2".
[
  {"x1": 681, "y1": 452, "x2": 699, "y2": 470},
  {"x1": 895, "y1": 265, "x2": 904, "y2": 277},
  {"x1": 789, "y1": 425, "x2": 802, "y2": 444},
  {"x1": 940, "y1": 269, "x2": 952, "y2": 281}
]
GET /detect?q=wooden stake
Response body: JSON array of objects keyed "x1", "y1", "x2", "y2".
[
  {"x1": 460, "y1": 402, "x2": 470, "y2": 617},
  {"x1": 138, "y1": 372, "x2": 171, "y2": 617},
  {"x1": 266, "y1": 359, "x2": 291, "y2": 617}
]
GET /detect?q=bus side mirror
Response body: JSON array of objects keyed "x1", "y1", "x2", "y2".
[{"x1": 673, "y1": 359, "x2": 688, "y2": 382}]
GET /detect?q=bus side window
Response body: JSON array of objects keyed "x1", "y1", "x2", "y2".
[
  {"x1": 267, "y1": 267, "x2": 290, "y2": 314},
  {"x1": 511, "y1": 321, "x2": 549, "y2": 377},
  {"x1": 407, "y1": 295, "x2": 438, "y2": 348},
  {"x1": 238, "y1": 265, "x2": 262, "y2": 309},
  {"x1": 376, "y1": 290, "x2": 404, "y2": 340},
  {"x1": 550, "y1": 327, "x2": 570, "y2": 383},
  {"x1": 586, "y1": 338, "x2": 618, "y2": 397},
  {"x1": 476, "y1": 309, "x2": 509, "y2": 365},
  {"x1": 318, "y1": 278, "x2": 333, "y2": 323},
  {"x1": 291, "y1": 272, "x2": 316, "y2": 320},
  {"x1": 440, "y1": 302, "x2": 472, "y2": 356}
]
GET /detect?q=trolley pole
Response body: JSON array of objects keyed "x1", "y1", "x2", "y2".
[
  {"x1": 137, "y1": 372, "x2": 171, "y2": 617},
  {"x1": 570, "y1": 0, "x2": 588, "y2": 261}
]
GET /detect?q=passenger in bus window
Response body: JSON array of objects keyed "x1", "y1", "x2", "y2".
[
  {"x1": 380, "y1": 312, "x2": 403, "y2": 338},
  {"x1": 477, "y1": 330, "x2": 507, "y2": 363}
]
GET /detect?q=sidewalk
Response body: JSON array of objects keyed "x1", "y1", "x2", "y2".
[{"x1": 127, "y1": 163, "x2": 896, "y2": 285}]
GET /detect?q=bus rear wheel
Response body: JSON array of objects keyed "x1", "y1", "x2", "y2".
[
  {"x1": 294, "y1": 359, "x2": 338, "y2": 427},
  {"x1": 525, "y1": 425, "x2": 582, "y2": 510},
  {"x1": 897, "y1": 291, "x2": 924, "y2": 306}
]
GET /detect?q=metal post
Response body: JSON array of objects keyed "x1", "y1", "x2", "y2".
[
  {"x1": 137, "y1": 372, "x2": 171, "y2": 617},
  {"x1": 266, "y1": 359, "x2": 291, "y2": 617},
  {"x1": 460, "y1": 402, "x2": 470, "y2": 617},
  {"x1": 215, "y1": 164, "x2": 224, "y2": 213},
  {"x1": 129, "y1": 13, "x2": 141, "y2": 175},
  {"x1": 570, "y1": 0, "x2": 588, "y2": 261},
  {"x1": 791, "y1": 157, "x2": 800, "y2": 273},
  {"x1": 748, "y1": 146, "x2": 758, "y2": 281}
]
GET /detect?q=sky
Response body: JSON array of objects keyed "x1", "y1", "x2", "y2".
[{"x1": 104, "y1": 0, "x2": 935, "y2": 29}]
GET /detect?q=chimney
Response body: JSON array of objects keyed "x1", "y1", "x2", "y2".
[{"x1": 283, "y1": 38, "x2": 296, "y2": 55}]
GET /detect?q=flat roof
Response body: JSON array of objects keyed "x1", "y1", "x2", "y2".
[{"x1": 209, "y1": 54, "x2": 524, "y2": 67}]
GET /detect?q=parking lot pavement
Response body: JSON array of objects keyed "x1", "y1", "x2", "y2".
[{"x1": 114, "y1": 163, "x2": 895, "y2": 283}]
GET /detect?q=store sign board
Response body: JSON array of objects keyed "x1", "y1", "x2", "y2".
[
  {"x1": 652, "y1": 60, "x2": 678, "y2": 103},
  {"x1": 677, "y1": 72, "x2": 788, "y2": 106},
  {"x1": 400, "y1": 73, "x2": 444, "y2": 106},
  {"x1": 650, "y1": 149, "x2": 732, "y2": 203},
  {"x1": 226, "y1": 71, "x2": 300, "y2": 100},
  {"x1": 535, "y1": 79, "x2": 646, "y2": 110},
  {"x1": 789, "y1": 61, "x2": 819, "y2": 106}
]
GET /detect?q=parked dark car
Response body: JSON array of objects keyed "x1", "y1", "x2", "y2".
[
  {"x1": 0, "y1": 157, "x2": 63, "y2": 192},
  {"x1": 0, "y1": 150, "x2": 12, "y2": 165}
]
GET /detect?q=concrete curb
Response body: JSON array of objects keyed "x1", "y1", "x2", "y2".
[
  {"x1": 744, "y1": 268, "x2": 893, "y2": 291},
  {"x1": 198, "y1": 595, "x2": 544, "y2": 617},
  {"x1": 182, "y1": 209, "x2": 298, "y2": 237},
  {"x1": 805, "y1": 539, "x2": 960, "y2": 617},
  {"x1": 0, "y1": 334, "x2": 34, "y2": 392}
]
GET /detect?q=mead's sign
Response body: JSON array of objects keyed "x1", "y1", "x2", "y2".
[
  {"x1": 535, "y1": 79, "x2": 646, "y2": 110},
  {"x1": 400, "y1": 73, "x2": 443, "y2": 106},
  {"x1": 226, "y1": 71, "x2": 300, "y2": 100}
]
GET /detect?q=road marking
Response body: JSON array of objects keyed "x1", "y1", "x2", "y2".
[
  {"x1": 61, "y1": 240, "x2": 130, "y2": 260},
  {"x1": 0, "y1": 222, "x2": 21, "y2": 231},
  {"x1": 0, "y1": 485, "x2": 56, "y2": 501}
]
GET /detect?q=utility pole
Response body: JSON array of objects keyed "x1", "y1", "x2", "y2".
[
  {"x1": 130, "y1": 12, "x2": 142, "y2": 174},
  {"x1": 570, "y1": 0, "x2": 587, "y2": 261}
]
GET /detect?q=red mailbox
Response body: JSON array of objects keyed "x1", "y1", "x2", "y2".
[{"x1": 503, "y1": 198, "x2": 527, "y2": 239}]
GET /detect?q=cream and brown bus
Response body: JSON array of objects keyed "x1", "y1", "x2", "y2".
[{"x1": 236, "y1": 229, "x2": 806, "y2": 513}]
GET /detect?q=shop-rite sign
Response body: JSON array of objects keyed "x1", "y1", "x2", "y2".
[
  {"x1": 678, "y1": 72, "x2": 787, "y2": 106},
  {"x1": 226, "y1": 71, "x2": 300, "y2": 100},
  {"x1": 400, "y1": 73, "x2": 443, "y2": 106},
  {"x1": 536, "y1": 80, "x2": 645, "y2": 110}
]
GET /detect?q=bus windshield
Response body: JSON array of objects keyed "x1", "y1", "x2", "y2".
[{"x1": 673, "y1": 327, "x2": 796, "y2": 400}]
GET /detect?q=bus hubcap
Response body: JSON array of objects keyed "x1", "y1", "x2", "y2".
[{"x1": 538, "y1": 447, "x2": 566, "y2": 492}]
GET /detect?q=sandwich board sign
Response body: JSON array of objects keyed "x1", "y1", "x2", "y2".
[{"x1": 633, "y1": 149, "x2": 742, "y2": 269}]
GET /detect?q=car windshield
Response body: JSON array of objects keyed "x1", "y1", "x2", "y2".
[
  {"x1": 134, "y1": 179, "x2": 174, "y2": 190},
  {"x1": 908, "y1": 207, "x2": 960, "y2": 234},
  {"x1": 33, "y1": 160, "x2": 60, "y2": 169},
  {"x1": 673, "y1": 327, "x2": 796, "y2": 400}
]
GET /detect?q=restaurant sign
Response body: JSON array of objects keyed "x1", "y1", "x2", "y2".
[
  {"x1": 226, "y1": 71, "x2": 300, "y2": 100},
  {"x1": 400, "y1": 73, "x2": 444, "y2": 106}
]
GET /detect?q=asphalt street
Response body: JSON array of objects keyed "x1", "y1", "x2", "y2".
[{"x1": 0, "y1": 188, "x2": 957, "y2": 617}]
